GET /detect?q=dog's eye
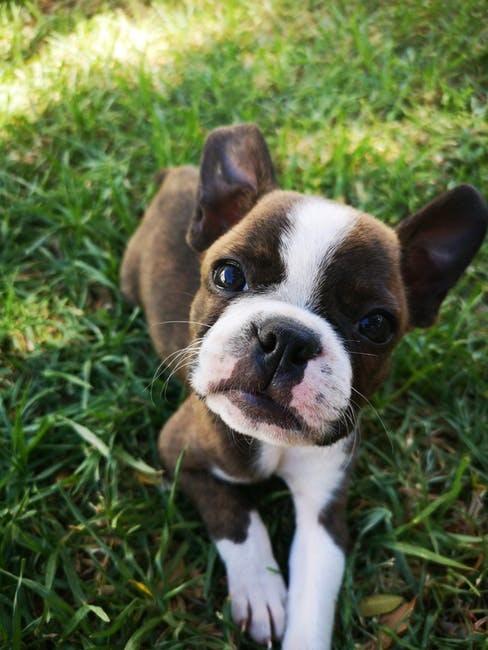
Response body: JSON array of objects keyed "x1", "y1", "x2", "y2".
[
  {"x1": 357, "y1": 310, "x2": 395, "y2": 344},
  {"x1": 213, "y1": 261, "x2": 247, "y2": 292}
]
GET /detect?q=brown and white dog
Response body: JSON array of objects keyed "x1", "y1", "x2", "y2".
[{"x1": 120, "y1": 124, "x2": 487, "y2": 649}]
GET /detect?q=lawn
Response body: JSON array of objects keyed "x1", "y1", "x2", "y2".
[{"x1": 0, "y1": 0, "x2": 487, "y2": 648}]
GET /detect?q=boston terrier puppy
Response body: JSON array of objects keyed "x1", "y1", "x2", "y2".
[{"x1": 120, "y1": 124, "x2": 487, "y2": 649}]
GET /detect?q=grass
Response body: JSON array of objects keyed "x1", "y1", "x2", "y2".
[{"x1": 0, "y1": 0, "x2": 487, "y2": 647}]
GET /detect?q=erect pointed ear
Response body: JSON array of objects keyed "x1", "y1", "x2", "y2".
[
  {"x1": 186, "y1": 124, "x2": 277, "y2": 252},
  {"x1": 396, "y1": 184, "x2": 487, "y2": 328}
]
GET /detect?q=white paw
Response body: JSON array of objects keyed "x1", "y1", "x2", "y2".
[
  {"x1": 229, "y1": 563, "x2": 287, "y2": 643},
  {"x1": 216, "y1": 511, "x2": 287, "y2": 644}
]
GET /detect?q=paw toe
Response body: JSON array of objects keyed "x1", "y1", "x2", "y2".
[{"x1": 230, "y1": 574, "x2": 287, "y2": 643}]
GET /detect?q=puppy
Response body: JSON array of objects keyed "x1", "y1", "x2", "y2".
[{"x1": 120, "y1": 124, "x2": 487, "y2": 649}]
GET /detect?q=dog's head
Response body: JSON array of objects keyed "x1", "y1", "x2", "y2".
[{"x1": 187, "y1": 124, "x2": 487, "y2": 447}]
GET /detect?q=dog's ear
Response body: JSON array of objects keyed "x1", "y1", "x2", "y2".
[
  {"x1": 187, "y1": 124, "x2": 277, "y2": 252},
  {"x1": 397, "y1": 184, "x2": 487, "y2": 328}
]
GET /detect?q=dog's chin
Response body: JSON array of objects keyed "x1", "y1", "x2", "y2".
[{"x1": 205, "y1": 390, "x2": 327, "y2": 447}]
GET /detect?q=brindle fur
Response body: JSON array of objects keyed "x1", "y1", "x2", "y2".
[{"x1": 120, "y1": 165, "x2": 199, "y2": 365}]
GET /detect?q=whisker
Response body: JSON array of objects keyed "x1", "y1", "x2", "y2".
[
  {"x1": 151, "y1": 319, "x2": 212, "y2": 329},
  {"x1": 162, "y1": 340, "x2": 203, "y2": 370},
  {"x1": 151, "y1": 337, "x2": 204, "y2": 385},
  {"x1": 162, "y1": 349, "x2": 200, "y2": 386},
  {"x1": 161, "y1": 342, "x2": 203, "y2": 400},
  {"x1": 350, "y1": 386, "x2": 393, "y2": 451},
  {"x1": 146, "y1": 338, "x2": 205, "y2": 402},
  {"x1": 151, "y1": 343, "x2": 201, "y2": 385},
  {"x1": 343, "y1": 415, "x2": 360, "y2": 469},
  {"x1": 161, "y1": 360, "x2": 197, "y2": 400}
]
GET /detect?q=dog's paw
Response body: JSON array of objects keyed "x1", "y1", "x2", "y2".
[
  {"x1": 216, "y1": 511, "x2": 287, "y2": 645},
  {"x1": 230, "y1": 564, "x2": 287, "y2": 644}
]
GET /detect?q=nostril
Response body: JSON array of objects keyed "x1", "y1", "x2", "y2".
[
  {"x1": 255, "y1": 322, "x2": 279, "y2": 354},
  {"x1": 289, "y1": 340, "x2": 321, "y2": 366},
  {"x1": 260, "y1": 331, "x2": 278, "y2": 353}
]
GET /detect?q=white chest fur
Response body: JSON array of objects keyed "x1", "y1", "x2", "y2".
[{"x1": 257, "y1": 437, "x2": 349, "y2": 495}]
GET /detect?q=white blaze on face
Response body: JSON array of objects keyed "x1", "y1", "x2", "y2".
[
  {"x1": 191, "y1": 197, "x2": 358, "y2": 445},
  {"x1": 277, "y1": 197, "x2": 358, "y2": 308}
]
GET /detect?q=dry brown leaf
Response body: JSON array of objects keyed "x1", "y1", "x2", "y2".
[{"x1": 376, "y1": 596, "x2": 417, "y2": 649}]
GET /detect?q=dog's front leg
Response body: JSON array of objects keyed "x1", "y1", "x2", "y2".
[
  {"x1": 159, "y1": 400, "x2": 287, "y2": 644},
  {"x1": 178, "y1": 470, "x2": 287, "y2": 645},
  {"x1": 280, "y1": 445, "x2": 349, "y2": 650},
  {"x1": 282, "y1": 494, "x2": 345, "y2": 650}
]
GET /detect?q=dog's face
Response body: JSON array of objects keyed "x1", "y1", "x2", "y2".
[
  {"x1": 186, "y1": 125, "x2": 487, "y2": 447},
  {"x1": 191, "y1": 193, "x2": 407, "y2": 445}
]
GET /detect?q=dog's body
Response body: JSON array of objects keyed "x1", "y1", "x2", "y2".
[
  {"x1": 121, "y1": 124, "x2": 487, "y2": 649},
  {"x1": 121, "y1": 165, "x2": 200, "y2": 362}
]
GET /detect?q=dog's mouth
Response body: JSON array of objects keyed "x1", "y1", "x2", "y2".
[
  {"x1": 210, "y1": 388, "x2": 304, "y2": 431},
  {"x1": 205, "y1": 385, "x2": 353, "y2": 447}
]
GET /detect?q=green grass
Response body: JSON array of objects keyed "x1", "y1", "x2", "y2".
[{"x1": 1, "y1": 0, "x2": 487, "y2": 647}]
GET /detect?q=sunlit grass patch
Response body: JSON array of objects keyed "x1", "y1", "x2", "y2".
[
  {"x1": 0, "y1": 1, "x2": 251, "y2": 126},
  {"x1": 0, "y1": 278, "x2": 84, "y2": 354}
]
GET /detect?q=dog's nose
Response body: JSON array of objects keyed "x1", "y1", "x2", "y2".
[{"x1": 255, "y1": 318, "x2": 321, "y2": 384}]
